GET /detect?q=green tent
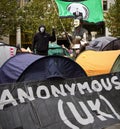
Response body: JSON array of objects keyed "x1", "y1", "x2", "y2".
[
  {"x1": 110, "y1": 55, "x2": 120, "y2": 73},
  {"x1": 48, "y1": 42, "x2": 70, "y2": 57}
]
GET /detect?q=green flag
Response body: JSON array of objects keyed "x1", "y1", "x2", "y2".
[{"x1": 55, "y1": 0, "x2": 104, "y2": 23}]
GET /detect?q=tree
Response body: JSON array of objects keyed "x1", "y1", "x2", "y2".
[
  {"x1": 105, "y1": 0, "x2": 120, "y2": 37},
  {"x1": 0, "y1": 0, "x2": 73, "y2": 45},
  {"x1": 16, "y1": 0, "x2": 73, "y2": 42},
  {"x1": 0, "y1": 0, "x2": 18, "y2": 39}
]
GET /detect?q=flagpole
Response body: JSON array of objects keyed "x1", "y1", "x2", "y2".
[{"x1": 51, "y1": 0, "x2": 72, "y2": 45}]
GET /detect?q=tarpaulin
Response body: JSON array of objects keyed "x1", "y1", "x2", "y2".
[{"x1": 0, "y1": 72, "x2": 120, "y2": 129}]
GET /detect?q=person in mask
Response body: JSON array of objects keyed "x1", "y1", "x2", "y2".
[
  {"x1": 32, "y1": 25, "x2": 56, "y2": 55},
  {"x1": 72, "y1": 18, "x2": 88, "y2": 57},
  {"x1": 72, "y1": 18, "x2": 88, "y2": 40}
]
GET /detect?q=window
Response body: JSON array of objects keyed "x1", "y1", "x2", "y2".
[{"x1": 103, "y1": 0, "x2": 107, "y2": 11}]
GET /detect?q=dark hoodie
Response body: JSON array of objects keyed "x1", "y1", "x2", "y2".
[{"x1": 32, "y1": 25, "x2": 56, "y2": 55}]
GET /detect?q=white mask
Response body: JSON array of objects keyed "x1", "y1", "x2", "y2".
[
  {"x1": 40, "y1": 27, "x2": 45, "y2": 33},
  {"x1": 74, "y1": 19, "x2": 80, "y2": 28}
]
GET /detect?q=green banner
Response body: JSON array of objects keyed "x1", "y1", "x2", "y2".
[{"x1": 55, "y1": 0, "x2": 104, "y2": 23}]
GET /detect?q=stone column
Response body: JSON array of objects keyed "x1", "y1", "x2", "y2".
[
  {"x1": 16, "y1": 26, "x2": 21, "y2": 48},
  {"x1": 91, "y1": 31, "x2": 97, "y2": 40}
]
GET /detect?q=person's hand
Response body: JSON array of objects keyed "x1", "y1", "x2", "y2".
[{"x1": 52, "y1": 26, "x2": 55, "y2": 32}]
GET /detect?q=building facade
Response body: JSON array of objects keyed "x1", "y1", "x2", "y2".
[{"x1": 103, "y1": 0, "x2": 115, "y2": 36}]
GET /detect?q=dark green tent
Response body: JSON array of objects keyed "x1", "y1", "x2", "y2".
[
  {"x1": 48, "y1": 42, "x2": 70, "y2": 57},
  {"x1": 110, "y1": 55, "x2": 120, "y2": 73}
]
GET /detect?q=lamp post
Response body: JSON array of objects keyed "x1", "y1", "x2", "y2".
[
  {"x1": 16, "y1": 0, "x2": 25, "y2": 48},
  {"x1": 16, "y1": 26, "x2": 21, "y2": 48},
  {"x1": 20, "y1": 0, "x2": 24, "y2": 8}
]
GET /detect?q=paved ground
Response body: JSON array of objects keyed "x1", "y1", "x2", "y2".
[{"x1": 104, "y1": 123, "x2": 120, "y2": 129}]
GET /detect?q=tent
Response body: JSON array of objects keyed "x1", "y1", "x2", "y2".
[
  {"x1": 75, "y1": 50, "x2": 120, "y2": 76},
  {"x1": 0, "y1": 53, "x2": 43, "y2": 84},
  {"x1": 86, "y1": 36, "x2": 117, "y2": 51},
  {"x1": 0, "y1": 53, "x2": 87, "y2": 84},
  {"x1": 102, "y1": 38, "x2": 120, "y2": 51},
  {"x1": 0, "y1": 42, "x2": 17, "y2": 67},
  {"x1": 17, "y1": 55, "x2": 87, "y2": 82},
  {"x1": 110, "y1": 55, "x2": 120, "y2": 73},
  {"x1": 48, "y1": 42, "x2": 70, "y2": 57}
]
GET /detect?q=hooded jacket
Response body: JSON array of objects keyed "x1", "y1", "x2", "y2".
[{"x1": 32, "y1": 25, "x2": 56, "y2": 55}]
